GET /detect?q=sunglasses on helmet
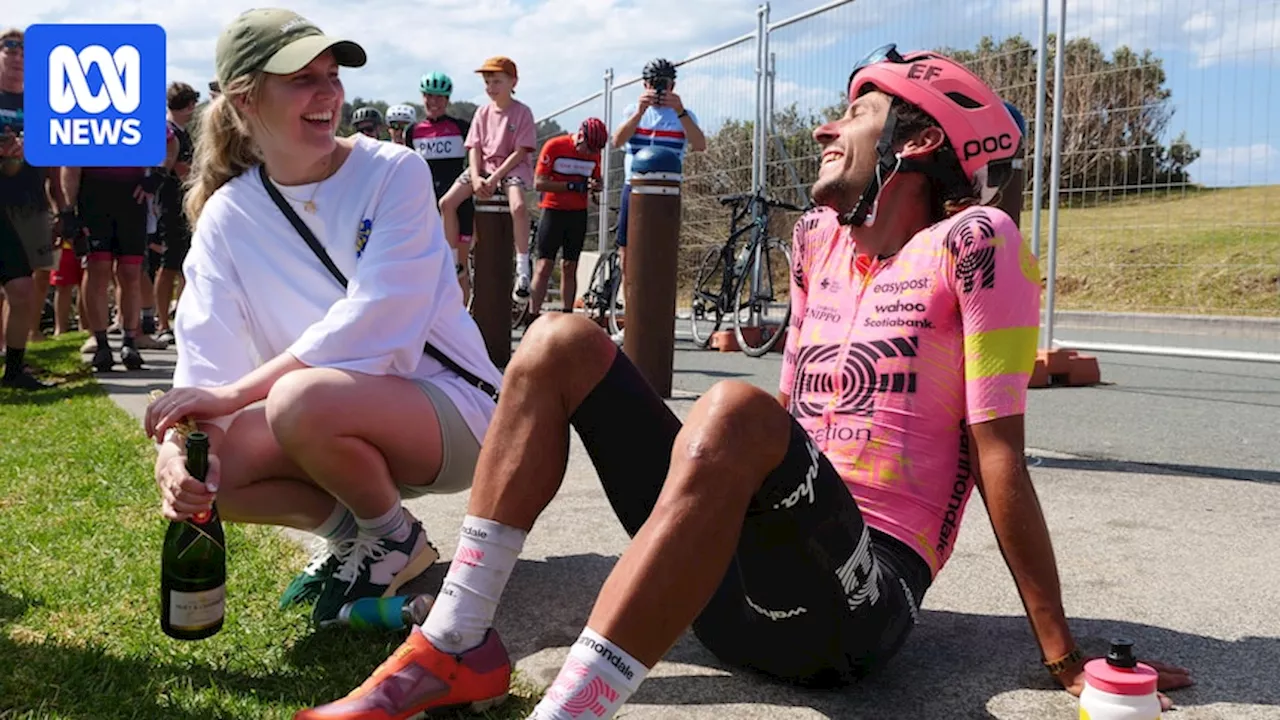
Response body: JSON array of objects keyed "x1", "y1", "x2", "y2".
[{"x1": 847, "y1": 43, "x2": 907, "y2": 87}]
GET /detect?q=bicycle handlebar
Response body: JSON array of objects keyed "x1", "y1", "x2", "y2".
[{"x1": 716, "y1": 193, "x2": 807, "y2": 213}]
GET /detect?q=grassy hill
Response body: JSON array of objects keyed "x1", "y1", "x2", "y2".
[{"x1": 1023, "y1": 185, "x2": 1280, "y2": 317}]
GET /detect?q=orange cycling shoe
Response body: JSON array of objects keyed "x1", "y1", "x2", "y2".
[{"x1": 294, "y1": 629, "x2": 511, "y2": 719}]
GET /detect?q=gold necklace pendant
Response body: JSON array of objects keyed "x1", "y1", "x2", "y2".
[{"x1": 303, "y1": 200, "x2": 317, "y2": 214}]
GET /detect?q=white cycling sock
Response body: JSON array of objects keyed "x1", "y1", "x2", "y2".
[
  {"x1": 312, "y1": 502, "x2": 357, "y2": 550},
  {"x1": 355, "y1": 504, "x2": 411, "y2": 542},
  {"x1": 517, "y1": 252, "x2": 531, "y2": 278},
  {"x1": 529, "y1": 627, "x2": 649, "y2": 720},
  {"x1": 420, "y1": 515, "x2": 527, "y2": 653}
]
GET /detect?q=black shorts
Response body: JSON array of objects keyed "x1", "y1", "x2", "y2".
[
  {"x1": 80, "y1": 177, "x2": 147, "y2": 260},
  {"x1": 570, "y1": 351, "x2": 932, "y2": 686},
  {"x1": 535, "y1": 208, "x2": 588, "y2": 263},
  {"x1": 0, "y1": 209, "x2": 33, "y2": 285},
  {"x1": 157, "y1": 189, "x2": 190, "y2": 271}
]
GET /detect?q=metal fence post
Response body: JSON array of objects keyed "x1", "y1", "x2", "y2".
[
  {"x1": 1031, "y1": 0, "x2": 1049, "y2": 261},
  {"x1": 752, "y1": 3, "x2": 768, "y2": 193},
  {"x1": 1042, "y1": 0, "x2": 1067, "y2": 352},
  {"x1": 600, "y1": 67, "x2": 614, "y2": 251}
]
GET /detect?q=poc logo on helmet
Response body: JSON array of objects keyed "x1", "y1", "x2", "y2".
[{"x1": 23, "y1": 24, "x2": 167, "y2": 168}]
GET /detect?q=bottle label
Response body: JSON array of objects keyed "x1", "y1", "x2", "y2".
[{"x1": 168, "y1": 585, "x2": 225, "y2": 630}]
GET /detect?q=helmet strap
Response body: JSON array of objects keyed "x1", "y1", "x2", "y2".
[{"x1": 840, "y1": 111, "x2": 903, "y2": 227}]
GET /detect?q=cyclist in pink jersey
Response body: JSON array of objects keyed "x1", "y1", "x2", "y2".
[{"x1": 298, "y1": 46, "x2": 1191, "y2": 720}]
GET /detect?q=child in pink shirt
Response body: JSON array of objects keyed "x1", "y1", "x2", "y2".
[{"x1": 439, "y1": 56, "x2": 537, "y2": 304}]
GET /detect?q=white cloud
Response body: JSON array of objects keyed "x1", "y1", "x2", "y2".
[
  {"x1": 1188, "y1": 143, "x2": 1280, "y2": 187},
  {"x1": 999, "y1": 0, "x2": 1277, "y2": 69}
]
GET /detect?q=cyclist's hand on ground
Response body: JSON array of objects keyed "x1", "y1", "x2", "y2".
[
  {"x1": 145, "y1": 386, "x2": 240, "y2": 440},
  {"x1": 1059, "y1": 657, "x2": 1192, "y2": 711},
  {"x1": 157, "y1": 452, "x2": 221, "y2": 521}
]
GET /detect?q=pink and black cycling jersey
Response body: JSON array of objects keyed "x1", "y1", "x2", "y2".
[
  {"x1": 779, "y1": 204, "x2": 1041, "y2": 577},
  {"x1": 405, "y1": 115, "x2": 469, "y2": 199}
]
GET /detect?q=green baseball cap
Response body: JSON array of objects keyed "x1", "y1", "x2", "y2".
[{"x1": 215, "y1": 8, "x2": 367, "y2": 88}]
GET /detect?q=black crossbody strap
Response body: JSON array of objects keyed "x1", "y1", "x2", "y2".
[{"x1": 258, "y1": 165, "x2": 499, "y2": 402}]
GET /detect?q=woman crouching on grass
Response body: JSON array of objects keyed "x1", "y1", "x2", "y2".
[{"x1": 144, "y1": 8, "x2": 502, "y2": 627}]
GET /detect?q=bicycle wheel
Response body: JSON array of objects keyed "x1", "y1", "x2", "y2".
[
  {"x1": 688, "y1": 247, "x2": 726, "y2": 348},
  {"x1": 584, "y1": 251, "x2": 613, "y2": 326},
  {"x1": 732, "y1": 236, "x2": 791, "y2": 357},
  {"x1": 604, "y1": 255, "x2": 624, "y2": 337}
]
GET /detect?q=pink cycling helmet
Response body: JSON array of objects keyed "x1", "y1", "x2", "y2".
[{"x1": 838, "y1": 44, "x2": 1023, "y2": 226}]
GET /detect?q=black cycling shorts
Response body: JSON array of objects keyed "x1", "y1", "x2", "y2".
[
  {"x1": 0, "y1": 209, "x2": 33, "y2": 285},
  {"x1": 157, "y1": 186, "x2": 190, "y2": 271},
  {"x1": 535, "y1": 208, "x2": 588, "y2": 263},
  {"x1": 80, "y1": 177, "x2": 147, "y2": 260},
  {"x1": 570, "y1": 350, "x2": 932, "y2": 687}
]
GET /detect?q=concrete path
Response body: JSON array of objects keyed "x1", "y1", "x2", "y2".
[{"x1": 95, "y1": 335, "x2": 1280, "y2": 719}]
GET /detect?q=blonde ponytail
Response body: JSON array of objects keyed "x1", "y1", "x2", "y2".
[{"x1": 184, "y1": 73, "x2": 265, "y2": 226}]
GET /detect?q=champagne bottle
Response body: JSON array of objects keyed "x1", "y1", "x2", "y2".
[{"x1": 160, "y1": 432, "x2": 227, "y2": 640}]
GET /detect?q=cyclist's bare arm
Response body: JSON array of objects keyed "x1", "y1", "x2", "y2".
[
  {"x1": 969, "y1": 415, "x2": 1077, "y2": 673},
  {"x1": 611, "y1": 103, "x2": 648, "y2": 149},
  {"x1": 534, "y1": 174, "x2": 580, "y2": 193},
  {"x1": 776, "y1": 392, "x2": 789, "y2": 409},
  {"x1": 679, "y1": 112, "x2": 707, "y2": 152},
  {"x1": 60, "y1": 166, "x2": 81, "y2": 209}
]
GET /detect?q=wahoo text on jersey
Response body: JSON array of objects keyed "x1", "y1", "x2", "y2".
[{"x1": 22, "y1": 24, "x2": 167, "y2": 167}]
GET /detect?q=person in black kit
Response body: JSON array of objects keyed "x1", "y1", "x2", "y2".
[
  {"x1": 405, "y1": 72, "x2": 475, "y2": 276},
  {"x1": 0, "y1": 28, "x2": 57, "y2": 390},
  {"x1": 153, "y1": 82, "x2": 200, "y2": 344}
]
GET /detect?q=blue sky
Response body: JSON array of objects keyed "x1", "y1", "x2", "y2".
[{"x1": 15, "y1": 0, "x2": 1278, "y2": 187}]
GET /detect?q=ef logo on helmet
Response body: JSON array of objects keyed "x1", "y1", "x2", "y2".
[
  {"x1": 906, "y1": 63, "x2": 944, "y2": 81},
  {"x1": 21, "y1": 23, "x2": 167, "y2": 167}
]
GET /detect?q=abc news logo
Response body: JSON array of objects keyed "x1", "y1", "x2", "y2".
[
  {"x1": 49, "y1": 45, "x2": 143, "y2": 146},
  {"x1": 24, "y1": 24, "x2": 166, "y2": 167}
]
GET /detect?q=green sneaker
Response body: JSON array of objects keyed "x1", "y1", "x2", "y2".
[
  {"x1": 280, "y1": 544, "x2": 345, "y2": 609},
  {"x1": 310, "y1": 519, "x2": 439, "y2": 626}
]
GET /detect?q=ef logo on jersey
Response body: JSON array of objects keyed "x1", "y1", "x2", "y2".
[{"x1": 22, "y1": 24, "x2": 167, "y2": 167}]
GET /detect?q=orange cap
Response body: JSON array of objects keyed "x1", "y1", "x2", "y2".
[{"x1": 475, "y1": 56, "x2": 518, "y2": 79}]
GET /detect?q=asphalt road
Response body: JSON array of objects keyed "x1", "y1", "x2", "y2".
[{"x1": 96, "y1": 323, "x2": 1280, "y2": 719}]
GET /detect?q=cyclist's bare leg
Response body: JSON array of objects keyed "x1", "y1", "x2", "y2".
[
  {"x1": 440, "y1": 181, "x2": 473, "y2": 251},
  {"x1": 465, "y1": 312, "x2": 791, "y2": 666},
  {"x1": 440, "y1": 182, "x2": 474, "y2": 300},
  {"x1": 529, "y1": 257, "x2": 554, "y2": 316},
  {"x1": 559, "y1": 259, "x2": 578, "y2": 313}
]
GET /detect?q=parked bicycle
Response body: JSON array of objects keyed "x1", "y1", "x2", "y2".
[
  {"x1": 688, "y1": 191, "x2": 804, "y2": 357},
  {"x1": 582, "y1": 209, "x2": 623, "y2": 337}
]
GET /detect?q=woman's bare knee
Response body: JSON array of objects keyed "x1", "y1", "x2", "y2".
[{"x1": 264, "y1": 367, "x2": 341, "y2": 448}]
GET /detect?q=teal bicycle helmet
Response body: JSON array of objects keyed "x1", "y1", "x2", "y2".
[{"x1": 420, "y1": 72, "x2": 453, "y2": 97}]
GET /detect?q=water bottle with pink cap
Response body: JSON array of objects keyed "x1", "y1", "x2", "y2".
[{"x1": 1079, "y1": 639, "x2": 1162, "y2": 720}]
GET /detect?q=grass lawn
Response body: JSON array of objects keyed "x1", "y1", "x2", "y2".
[
  {"x1": 0, "y1": 334, "x2": 539, "y2": 719},
  {"x1": 1022, "y1": 184, "x2": 1280, "y2": 316}
]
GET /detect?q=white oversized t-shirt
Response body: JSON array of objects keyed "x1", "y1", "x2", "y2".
[{"x1": 173, "y1": 135, "x2": 501, "y2": 443}]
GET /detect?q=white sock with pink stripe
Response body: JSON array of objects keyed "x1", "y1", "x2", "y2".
[
  {"x1": 529, "y1": 628, "x2": 649, "y2": 720},
  {"x1": 420, "y1": 515, "x2": 527, "y2": 653}
]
